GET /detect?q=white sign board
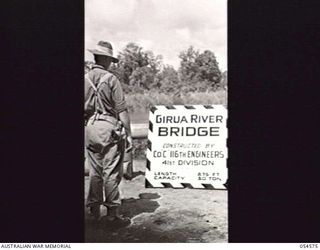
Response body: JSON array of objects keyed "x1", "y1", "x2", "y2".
[{"x1": 145, "y1": 105, "x2": 228, "y2": 189}]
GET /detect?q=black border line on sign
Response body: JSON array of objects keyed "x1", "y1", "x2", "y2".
[
  {"x1": 184, "y1": 105, "x2": 196, "y2": 109},
  {"x1": 146, "y1": 158, "x2": 151, "y2": 171},
  {"x1": 181, "y1": 183, "x2": 194, "y2": 188},
  {"x1": 149, "y1": 121, "x2": 153, "y2": 132},
  {"x1": 203, "y1": 105, "x2": 214, "y2": 109},
  {"x1": 147, "y1": 139, "x2": 152, "y2": 151},
  {"x1": 150, "y1": 106, "x2": 157, "y2": 114},
  {"x1": 223, "y1": 179, "x2": 228, "y2": 189},
  {"x1": 202, "y1": 184, "x2": 215, "y2": 190},
  {"x1": 161, "y1": 182, "x2": 174, "y2": 188},
  {"x1": 165, "y1": 105, "x2": 176, "y2": 109},
  {"x1": 145, "y1": 178, "x2": 154, "y2": 188},
  {"x1": 144, "y1": 180, "x2": 228, "y2": 190}
]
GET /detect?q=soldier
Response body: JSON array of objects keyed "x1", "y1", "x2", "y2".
[{"x1": 84, "y1": 41, "x2": 132, "y2": 223}]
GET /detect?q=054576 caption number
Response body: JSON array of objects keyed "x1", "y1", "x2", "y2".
[{"x1": 300, "y1": 244, "x2": 318, "y2": 248}]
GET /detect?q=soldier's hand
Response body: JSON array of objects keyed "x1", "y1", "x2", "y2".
[{"x1": 126, "y1": 135, "x2": 133, "y2": 151}]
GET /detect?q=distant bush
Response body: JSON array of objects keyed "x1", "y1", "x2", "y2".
[
  {"x1": 126, "y1": 89, "x2": 227, "y2": 123},
  {"x1": 86, "y1": 43, "x2": 227, "y2": 93}
]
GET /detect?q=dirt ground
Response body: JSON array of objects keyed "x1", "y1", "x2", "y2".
[{"x1": 85, "y1": 159, "x2": 228, "y2": 243}]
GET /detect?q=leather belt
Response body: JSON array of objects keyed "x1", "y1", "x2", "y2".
[{"x1": 89, "y1": 113, "x2": 118, "y2": 125}]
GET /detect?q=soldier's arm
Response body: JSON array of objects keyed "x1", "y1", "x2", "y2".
[
  {"x1": 119, "y1": 110, "x2": 133, "y2": 150},
  {"x1": 110, "y1": 75, "x2": 133, "y2": 149},
  {"x1": 119, "y1": 110, "x2": 131, "y2": 137}
]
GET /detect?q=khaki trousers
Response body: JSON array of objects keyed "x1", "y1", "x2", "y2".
[{"x1": 85, "y1": 119, "x2": 125, "y2": 208}]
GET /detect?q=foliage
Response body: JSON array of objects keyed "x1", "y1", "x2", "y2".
[
  {"x1": 178, "y1": 46, "x2": 222, "y2": 92},
  {"x1": 85, "y1": 43, "x2": 226, "y2": 94},
  {"x1": 220, "y1": 70, "x2": 228, "y2": 89},
  {"x1": 154, "y1": 65, "x2": 180, "y2": 93},
  {"x1": 110, "y1": 43, "x2": 162, "y2": 89},
  {"x1": 84, "y1": 61, "x2": 94, "y2": 74},
  {"x1": 126, "y1": 89, "x2": 227, "y2": 123}
]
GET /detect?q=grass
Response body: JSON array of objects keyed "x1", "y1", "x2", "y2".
[{"x1": 127, "y1": 90, "x2": 227, "y2": 124}]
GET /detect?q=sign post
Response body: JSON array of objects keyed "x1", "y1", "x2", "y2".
[{"x1": 145, "y1": 105, "x2": 228, "y2": 189}]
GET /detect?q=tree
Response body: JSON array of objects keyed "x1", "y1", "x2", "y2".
[
  {"x1": 111, "y1": 43, "x2": 163, "y2": 90},
  {"x1": 155, "y1": 65, "x2": 180, "y2": 93},
  {"x1": 129, "y1": 66, "x2": 155, "y2": 90},
  {"x1": 84, "y1": 61, "x2": 94, "y2": 73},
  {"x1": 178, "y1": 46, "x2": 200, "y2": 83},
  {"x1": 196, "y1": 50, "x2": 222, "y2": 84},
  {"x1": 219, "y1": 70, "x2": 228, "y2": 90},
  {"x1": 178, "y1": 46, "x2": 222, "y2": 92}
]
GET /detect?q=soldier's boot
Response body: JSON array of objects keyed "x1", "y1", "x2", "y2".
[{"x1": 105, "y1": 207, "x2": 130, "y2": 226}]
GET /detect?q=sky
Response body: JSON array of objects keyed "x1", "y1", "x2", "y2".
[{"x1": 85, "y1": 0, "x2": 227, "y2": 71}]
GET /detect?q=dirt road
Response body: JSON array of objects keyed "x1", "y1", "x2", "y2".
[{"x1": 85, "y1": 159, "x2": 227, "y2": 243}]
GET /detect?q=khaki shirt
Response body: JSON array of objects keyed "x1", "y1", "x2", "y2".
[{"x1": 84, "y1": 64, "x2": 127, "y2": 120}]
